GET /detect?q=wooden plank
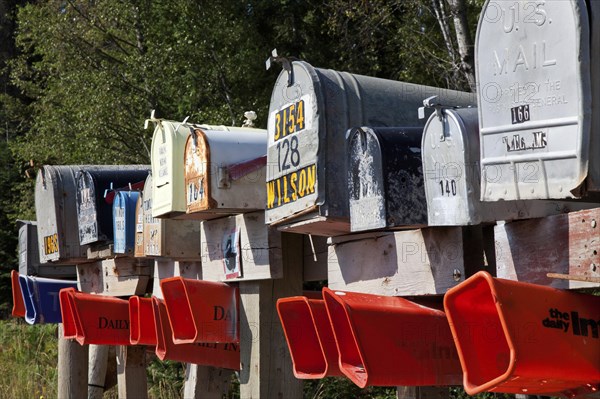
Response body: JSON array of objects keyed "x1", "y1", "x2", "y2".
[
  {"x1": 88, "y1": 344, "x2": 109, "y2": 399},
  {"x1": 303, "y1": 234, "x2": 328, "y2": 281},
  {"x1": 116, "y1": 345, "x2": 148, "y2": 399},
  {"x1": 201, "y1": 211, "x2": 283, "y2": 282},
  {"x1": 328, "y1": 227, "x2": 467, "y2": 296},
  {"x1": 276, "y1": 214, "x2": 351, "y2": 237},
  {"x1": 58, "y1": 324, "x2": 88, "y2": 399},
  {"x1": 77, "y1": 258, "x2": 152, "y2": 296},
  {"x1": 238, "y1": 233, "x2": 303, "y2": 399},
  {"x1": 495, "y1": 207, "x2": 600, "y2": 288},
  {"x1": 397, "y1": 386, "x2": 449, "y2": 399},
  {"x1": 183, "y1": 364, "x2": 232, "y2": 399},
  {"x1": 151, "y1": 259, "x2": 202, "y2": 299}
]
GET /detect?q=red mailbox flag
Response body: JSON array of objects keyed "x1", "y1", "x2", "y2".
[
  {"x1": 11, "y1": 270, "x2": 26, "y2": 318},
  {"x1": 277, "y1": 296, "x2": 343, "y2": 379},
  {"x1": 160, "y1": 277, "x2": 239, "y2": 344},
  {"x1": 444, "y1": 271, "x2": 600, "y2": 396},
  {"x1": 322, "y1": 287, "x2": 462, "y2": 388},
  {"x1": 151, "y1": 297, "x2": 240, "y2": 370},
  {"x1": 59, "y1": 288, "x2": 131, "y2": 345},
  {"x1": 129, "y1": 296, "x2": 157, "y2": 345}
]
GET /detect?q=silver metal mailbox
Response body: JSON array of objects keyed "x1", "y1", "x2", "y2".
[
  {"x1": 18, "y1": 221, "x2": 76, "y2": 278},
  {"x1": 347, "y1": 127, "x2": 426, "y2": 232},
  {"x1": 183, "y1": 126, "x2": 267, "y2": 219},
  {"x1": 476, "y1": 0, "x2": 600, "y2": 200},
  {"x1": 265, "y1": 60, "x2": 475, "y2": 236},
  {"x1": 423, "y1": 106, "x2": 599, "y2": 226},
  {"x1": 142, "y1": 174, "x2": 201, "y2": 259},
  {"x1": 76, "y1": 167, "x2": 149, "y2": 245}
]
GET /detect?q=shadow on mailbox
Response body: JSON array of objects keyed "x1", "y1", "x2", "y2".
[
  {"x1": 13, "y1": 271, "x2": 77, "y2": 324},
  {"x1": 75, "y1": 167, "x2": 149, "y2": 246},
  {"x1": 60, "y1": 287, "x2": 131, "y2": 345},
  {"x1": 347, "y1": 127, "x2": 426, "y2": 232},
  {"x1": 444, "y1": 271, "x2": 600, "y2": 396},
  {"x1": 113, "y1": 190, "x2": 141, "y2": 255},
  {"x1": 152, "y1": 297, "x2": 240, "y2": 369}
]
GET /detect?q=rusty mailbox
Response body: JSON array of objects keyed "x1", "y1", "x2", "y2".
[
  {"x1": 113, "y1": 191, "x2": 141, "y2": 255},
  {"x1": 183, "y1": 126, "x2": 267, "y2": 219},
  {"x1": 477, "y1": 0, "x2": 600, "y2": 200},
  {"x1": 347, "y1": 127, "x2": 426, "y2": 232},
  {"x1": 422, "y1": 105, "x2": 597, "y2": 225},
  {"x1": 142, "y1": 174, "x2": 201, "y2": 259},
  {"x1": 265, "y1": 60, "x2": 475, "y2": 236},
  {"x1": 18, "y1": 221, "x2": 75, "y2": 278},
  {"x1": 76, "y1": 166, "x2": 149, "y2": 246}
]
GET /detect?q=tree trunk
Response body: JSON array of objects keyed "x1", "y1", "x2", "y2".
[{"x1": 446, "y1": 0, "x2": 476, "y2": 91}]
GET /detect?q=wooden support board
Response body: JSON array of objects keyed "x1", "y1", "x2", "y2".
[
  {"x1": 183, "y1": 364, "x2": 231, "y2": 399},
  {"x1": 77, "y1": 258, "x2": 152, "y2": 296},
  {"x1": 58, "y1": 324, "x2": 89, "y2": 399},
  {"x1": 88, "y1": 344, "x2": 109, "y2": 399},
  {"x1": 116, "y1": 345, "x2": 148, "y2": 399},
  {"x1": 495, "y1": 207, "x2": 600, "y2": 288},
  {"x1": 238, "y1": 233, "x2": 303, "y2": 398},
  {"x1": 201, "y1": 211, "x2": 283, "y2": 282},
  {"x1": 327, "y1": 227, "x2": 472, "y2": 296},
  {"x1": 151, "y1": 259, "x2": 202, "y2": 298}
]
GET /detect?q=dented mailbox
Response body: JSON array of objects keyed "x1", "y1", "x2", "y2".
[
  {"x1": 477, "y1": 0, "x2": 600, "y2": 199},
  {"x1": 347, "y1": 127, "x2": 426, "y2": 232},
  {"x1": 113, "y1": 191, "x2": 141, "y2": 255},
  {"x1": 142, "y1": 174, "x2": 201, "y2": 259},
  {"x1": 183, "y1": 126, "x2": 267, "y2": 219},
  {"x1": 265, "y1": 61, "x2": 475, "y2": 236},
  {"x1": 76, "y1": 167, "x2": 149, "y2": 246}
]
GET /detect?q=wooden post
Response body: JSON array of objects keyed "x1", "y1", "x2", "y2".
[
  {"x1": 397, "y1": 386, "x2": 448, "y2": 399},
  {"x1": 183, "y1": 364, "x2": 231, "y2": 399},
  {"x1": 239, "y1": 232, "x2": 303, "y2": 399},
  {"x1": 58, "y1": 323, "x2": 89, "y2": 398},
  {"x1": 116, "y1": 345, "x2": 148, "y2": 399},
  {"x1": 88, "y1": 344, "x2": 109, "y2": 399}
]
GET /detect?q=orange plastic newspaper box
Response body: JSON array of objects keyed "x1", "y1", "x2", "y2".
[
  {"x1": 277, "y1": 296, "x2": 343, "y2": 379},
  {"x1": 444, "y1": 271, "x2": 600, "y2": 396},
  {"x1": 160, "y1": 277, "x2": 239, "y2": 344},
  {"x1": 59, "y1": 288, "x2": 131, "y2": 345},
  {"x1": 152, "y1": 297, "x2": 240, "y2": 369},
  {"x1": 322, "y1": 287, "x2": 462, "y2": 388},
  {"x1": 129, "y1": 296, "x2": 157, "y2": 345},
  {"x1": 11, "y1": 270, "x2": 26, "y2": 318}
]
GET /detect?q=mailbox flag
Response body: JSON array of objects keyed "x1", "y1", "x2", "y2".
[
  {"x1": 59, "y1": 288, "x2": 131, "y2": 345},
  {"x1": 16, "y1": 273, "x2": 77, "y2": 324},
  {"x1": 322, "y1": 287, "x2": 462, "y2": 388},
  {"x1": 277, "y1": 296, "x2": 343, "y2": 379},
  {"x1": 152, "y1": 297, "x2": 240, "y2": 369},
  {"x1": 129, "y1": 296, "x2": 158, "y2": 345},
  {"x1": 444, "y1": 271, "x2": 600, "y2": 396},
  {"x1": 160, "y1": 277, "x2": 239, "y2": 344},
  {"x1": 11, "y1": 271, "x2": 26, "y2": 318}
]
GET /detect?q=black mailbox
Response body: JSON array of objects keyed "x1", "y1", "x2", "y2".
[
  {"x1": 347, "y1": 127, "x2": 426, "y2": 232},
  {"x1": 76, "y1": 166, "x2": 150, "y2": 246}
]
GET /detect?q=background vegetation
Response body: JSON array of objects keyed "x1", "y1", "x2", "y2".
[{"x1": 0, "y1": 0, "x2": 486, "y2": 397}]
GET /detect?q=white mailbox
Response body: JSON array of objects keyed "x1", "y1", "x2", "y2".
[
  {"x1": 477, "y1": 0, "x2": 600, "y2": 200},
  {"x1": 183, "y1": 126, "x2": 267, "y2": 219},
  {"x1": 265, "y1": 60, "x2": 475, "y2": 236}
]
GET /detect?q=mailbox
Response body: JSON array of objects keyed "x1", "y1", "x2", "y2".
[
  {"x1": 76, "y1": 166, "x2": 149, "y2": 245},
  {"x1": 142, "y1": 174, "x2": 201, "y2": 259},
  {"x1": 18, "y1": 221, "x2": 75, "y2": 278},
  {"x1": 183, "y1": 126, "x2": 267, "y2": 219},
  {"x1": 347, "y1": 127, "x2": 426, "y2": 232},
  {"x1": 265, "y1": 60, "x2": 475, "y2": 236},
  {"x1": 113, "y1": 191, "x2": 141, "y2": 255},
  {"x1": 134, "y1": 193, "x2": 145, "y2": 257},
  {"x1": 18, "y1": 274, "x2": 77, "y2": 324},
  {"x1": 476, "y1": 0, "x2": 600, "y2": 199},
  {"x1": 423, "y1": 106, "x2": 600, "y2": 225}
]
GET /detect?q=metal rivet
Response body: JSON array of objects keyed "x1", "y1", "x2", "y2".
[{"x1": 453, "y1": 269, "x2": 461, "y2": 281}]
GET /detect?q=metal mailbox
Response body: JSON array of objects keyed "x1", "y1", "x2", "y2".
[
  {"x1": 476, "y1": 0, "x2": 600, "y2": 199},
  {"x1": 183, "y1": 126, "x2": 267, "y2": 219},
  {"x1": 347, "y1": 127, "x2": 426, "y2": 232},
  {"x1": 76, "y1": 166, "x2": 149, "y2": 245},
  {"x1": 134, "y1": 193, "x2": 145, "y2": 257},
  {"x1": 113, "y1": 191, "x2": 141, "y2": 255},
  {"x1": 18, "y1": 221, "x2": 75, "y2": 278},
  {"x1": 142, "y1": 174, "x2": 201, "y2": 259},
  {"x1": 265, "y1": 60, "x2": 475, "y2": 236}
]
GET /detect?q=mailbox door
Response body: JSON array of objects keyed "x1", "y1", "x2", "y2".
[
  {"x1": 18, "y1": 221, "x2": 40, "y2": 276},
  {"x1": 76, "y1": 171, "x2": 99, "y2": 245},
  {"x1": 143, "y1": 177, "x2": 164, "y2": 256},
  {"x1": 134, "y1": 194, "x2": 145, "y2": 257},
  {"x1": 348, "y1": 128, "x2": 386, "y2": 231},
  {"x1": 423, "y1": 108, "x2": 481, "y2": 225},
  {"x1": 185, "y1": 130, "x2": 212, "y2": 213},
  {"x1": 477, "y1": 0, "x2": 593, "y2": 199},
  {"x1": 113, "y1": 191, "x2": 140, "y2": 254}
]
